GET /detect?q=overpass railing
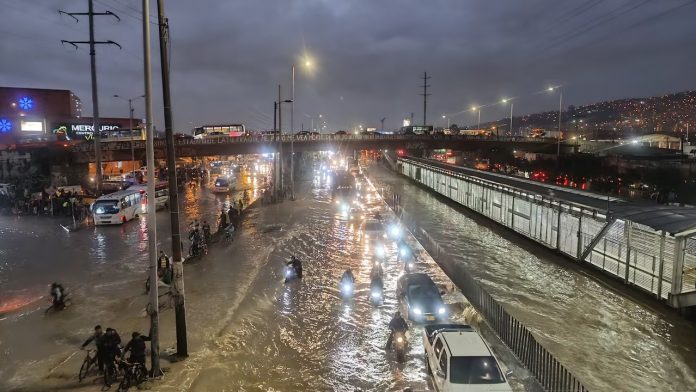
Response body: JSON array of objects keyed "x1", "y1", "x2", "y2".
[
  {"x1": 69, "y1": 133, "x2": 559, "y2": 152},
  {"x1": 396, "y1": 157, "x2": 691, "y2": 308}
]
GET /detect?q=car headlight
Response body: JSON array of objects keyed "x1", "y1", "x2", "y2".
[
  {"x1": 438, "y1": 306, "x2": 446, "y2": 315},
  {"x1": 413, "y1": 307, "x2": 422, "y2": 315}
]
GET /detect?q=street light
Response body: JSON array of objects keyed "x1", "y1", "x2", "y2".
[
  {"x1": 548, "y1": 86, "x2": 563, "y2": 160},
  {"x1": 471, "y1": 106, "x2": 481, "y2": 131},
  {"x1": 501, "y1": 99, "x2": 513, "y2": 137},
  {"x1": 113, "y1": 94, "x2": 145, "y2": 172},
  {"x1": 442, "y1": 115, "x2": 450, "y2": 129}
]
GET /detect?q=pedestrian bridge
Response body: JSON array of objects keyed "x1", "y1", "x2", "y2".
[
  {"x1": 68, "y1": 133, "x2": 574, "y2": 163},
  {"x1": 395, "y1": 156, "x2": 696, "y2": 309}
]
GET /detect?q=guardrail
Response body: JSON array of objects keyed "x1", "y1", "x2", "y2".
[
  {"x1": 377, "y1": 184, "x2": 590, "y2": 392},
  {"x1": 69, "y1": 133, "x2": 561, "y2": 152}
]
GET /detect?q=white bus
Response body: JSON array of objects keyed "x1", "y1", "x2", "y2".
[
  {"x1": 193, "y1": 124, "x2": 246, "y2": 139},
  {"x1": 130, "y1": 182, "x2": 169, "y2": 212},
  {"x1": 92, "y1": 189, "x2": 144, "y2": 225}
]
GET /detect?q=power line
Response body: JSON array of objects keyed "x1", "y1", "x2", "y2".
[
  {"x1": 539, "y1": 0, "x2": 606, "y2": 34},
  {"x1": 540, "y1": 0, "x2": 651, "y2": 53},
  {"x1": 59, "y1": 0, "x2": 121, "y2": 193}
]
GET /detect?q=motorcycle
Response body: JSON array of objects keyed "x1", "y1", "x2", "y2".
[
  {"x1": 340, "y1": 278, "x2": 354, "y2": 298},
  {"x1": 369, "y1": 281, "x2": 383, "y2": 306},
  {"x1": 403, "y1": 260, "x2": 415, "y2": 273},
  {"x1": 284, "y1": 264, "x2": 302, "y2": 283},
  {"x1": 392, "y1": 331, "x2": 408, "y2": 363}
]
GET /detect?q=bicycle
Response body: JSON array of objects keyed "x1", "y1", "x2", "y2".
[
  {"x1": 78, "y1": 349, "x2": 97, "y2": 382},
  {"x1": 117, "y1": 359, "x2": 147, "y2": 392},
  {"x1": 103, "y1": 357, "x2": 119, "y2": 387}
]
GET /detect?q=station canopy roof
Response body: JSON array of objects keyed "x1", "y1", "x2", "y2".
[{"x1": 613, "y1": 205, "x2": 696, "y2": 236}]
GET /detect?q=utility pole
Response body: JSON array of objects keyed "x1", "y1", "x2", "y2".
[
  {"x1": 141, "y1": 0, "x2": 160, "y2": 374},
  {"x1": 59, "y1": 2, "x2": 121, "y2": 194},
  {"x1": 420, "y1": 72, "x2": 431, "y2": 127},
  {"x1": 273, "y1": 100, "x2": 278, "y2": 197},
  {"x1": 290, "y1": 66, "x2": 295, "y2": 200},
  {"x1": 278, "y1": 85, "x2": 283, "y2": 197},
  {"x1": 156, "y1": 0, "x2": 187, "y2": 357}
]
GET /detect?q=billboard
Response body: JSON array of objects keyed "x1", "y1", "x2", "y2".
[
  {"x1": 20, "y1": 120, "x2": 44, "y2": 132},
  {"x1": 51, "y1": 122, "x2": 121, "y2": 141}
]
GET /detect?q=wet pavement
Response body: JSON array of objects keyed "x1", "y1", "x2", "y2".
[
  {"x1": 0, "y1": 163, "x2": 527, "y2": 392},
  {"x1": 367, "y1": 163, "x2": 696, "y2": 392}
]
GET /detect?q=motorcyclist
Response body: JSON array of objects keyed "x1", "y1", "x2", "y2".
[
  {"x1": 286, "y1": 256, "x2": 303, "y2": 278},
  {"x1": 122, "y1": 331, "x2": 151, "y2": 370},
  {"x1": 385, "y1": 311, "x2": 409, "y2": 350},
  {"x1": 81, "y1": 325, "x2": 105, "y2": 371},
  {"x1": 341, "y1": 268, "x2": 355, "y2": 284},
  {"x1": 49, "y1": 282, "x2": 66, "y2": 310}
]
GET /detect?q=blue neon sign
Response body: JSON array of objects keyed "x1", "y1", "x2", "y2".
[{"x1": 18, "y1": 97, "x2": 33, "y2": 111}]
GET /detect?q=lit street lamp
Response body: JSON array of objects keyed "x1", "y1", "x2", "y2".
[
  {"x1": 548, "y1": 86, "x2": 563, "y2": 160},
  {"x1": 501, "y1": 98, "x2": 514, "y2": 137},
  {"x1": 471, "y1": 106, "x2": 481, "y2": 131},
  {"x1": 290, "y1": 57, "x2": 313, "y2": 200},
  {"x1": 113, "y1": 94, "x2": 145, "y2": 172},
  {"x1": 442, "y1": 115, "x2": 450, "y2": 129}
]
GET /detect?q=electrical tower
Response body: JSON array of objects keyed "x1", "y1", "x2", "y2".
[
  {"x1": 420, "y1": 72, "x2": 431, "y2": 127},
  {"x1": 380, "y1": 117, "x2": 386, "y2": 132},
  {"x1": 59, "y1": 1, "x2": 121, "y2": 194}
]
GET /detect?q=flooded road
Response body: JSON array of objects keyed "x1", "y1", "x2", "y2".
[
  {"x1": 367, "y1": 163, "x2": 696, "y2": 392},
  {"x1": 3, "y1": 164, "x2": 516, "y2": 392}
]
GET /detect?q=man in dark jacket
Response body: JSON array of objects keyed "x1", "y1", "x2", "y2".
[
  {"x1": 385, "y1": 311, "x2": 409, "y2": 349},
  {"x1": 123, "y1": 331, "x2": 151, "y2": 370},
  {"x1": 101, "y1": 328, "x2": 122, "y2": 369},
  {"x1": 81, "y1": 325, "x2": 105, "y2": 371}
]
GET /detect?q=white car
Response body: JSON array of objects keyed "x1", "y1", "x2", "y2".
[
  {"x1": 424, "y1": 324, "x2": 512, "y2": 392},
  {"x1": 361, "y1": 219, "x2": 386, "y2": 242}
]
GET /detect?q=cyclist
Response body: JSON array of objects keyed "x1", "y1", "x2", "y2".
[
  {"x1": 123, "y1": 331, "x2": 151, "y2": 372},
  {"x1": 81, "y1": 325, "x2": 105, "y2": 372}
]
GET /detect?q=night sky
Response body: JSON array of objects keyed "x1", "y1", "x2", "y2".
[{"x1": 1, "y1": 0, "x2": 695, "y2": 131}]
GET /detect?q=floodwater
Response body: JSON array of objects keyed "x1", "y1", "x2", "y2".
[
  {"x1": 367, "y1": 164, "x2": 696, "y2": 392},
  {"x1": 0, "y1": 163, "x2": 526, "y2": 392}
]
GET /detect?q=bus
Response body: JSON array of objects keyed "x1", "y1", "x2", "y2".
[
  {"x1": 100, "y1": 128, "x2": 146, "y2": 141},
  {"x1": 193, "y1": 124, "x2": 246, "y2": 139},
  {"x1": 129, "y1": 182, "x2": 169, "y2": 212},
  {"x1": 92, "y1": 189, "x2": 143, "y2": 225}
]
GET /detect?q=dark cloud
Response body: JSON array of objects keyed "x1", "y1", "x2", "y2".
[{"x1": 2, "y1": 0, "x2": 695, "y2": 131}]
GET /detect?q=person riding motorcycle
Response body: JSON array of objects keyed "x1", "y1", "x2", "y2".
[
  {"x1": 122, "y1": 331, "x2": 151, "y2": 370},
  {"x1": 385, "y1": 311, "x2": 409, "y2": 349},
  {"x1": 341, "y1": 268, "x2": 355, "y2": 284},
  {"x1": 286, "y1": 256, "x2": 303, "y2": 278},
  {"x1": 219, "y1": 209, "x2": 228, "y2": 231},
  {"x1": 50, "y1": 282, "x2": 66, "y2": 310}
]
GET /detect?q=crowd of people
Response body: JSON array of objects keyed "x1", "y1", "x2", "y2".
[
  {"x1": 80, "y1": 325, "x2": 152, "y2": 387},
  {"x1": 0, "y1": 186, "x2": 91, "y2": 222}
]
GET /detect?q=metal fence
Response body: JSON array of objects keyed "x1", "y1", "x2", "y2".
[
  {"x1": 395, "y1": 157, "x2": 696, "y2": 308},
  {"x1": 378, "y1": 185, "x2": 590, "y2": 392}
]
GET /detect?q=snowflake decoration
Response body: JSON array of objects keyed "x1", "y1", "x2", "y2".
[
  {"x1": 19, "y1": 97, "x2": 33, "y2": 110},
  {"x1": 0, "y1": 119, "x2": 12, "y2": 133}
]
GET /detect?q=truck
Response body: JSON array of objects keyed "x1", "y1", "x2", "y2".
[{"x1": 423, "y1": 324, "x2": 512, "y2": 392}]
